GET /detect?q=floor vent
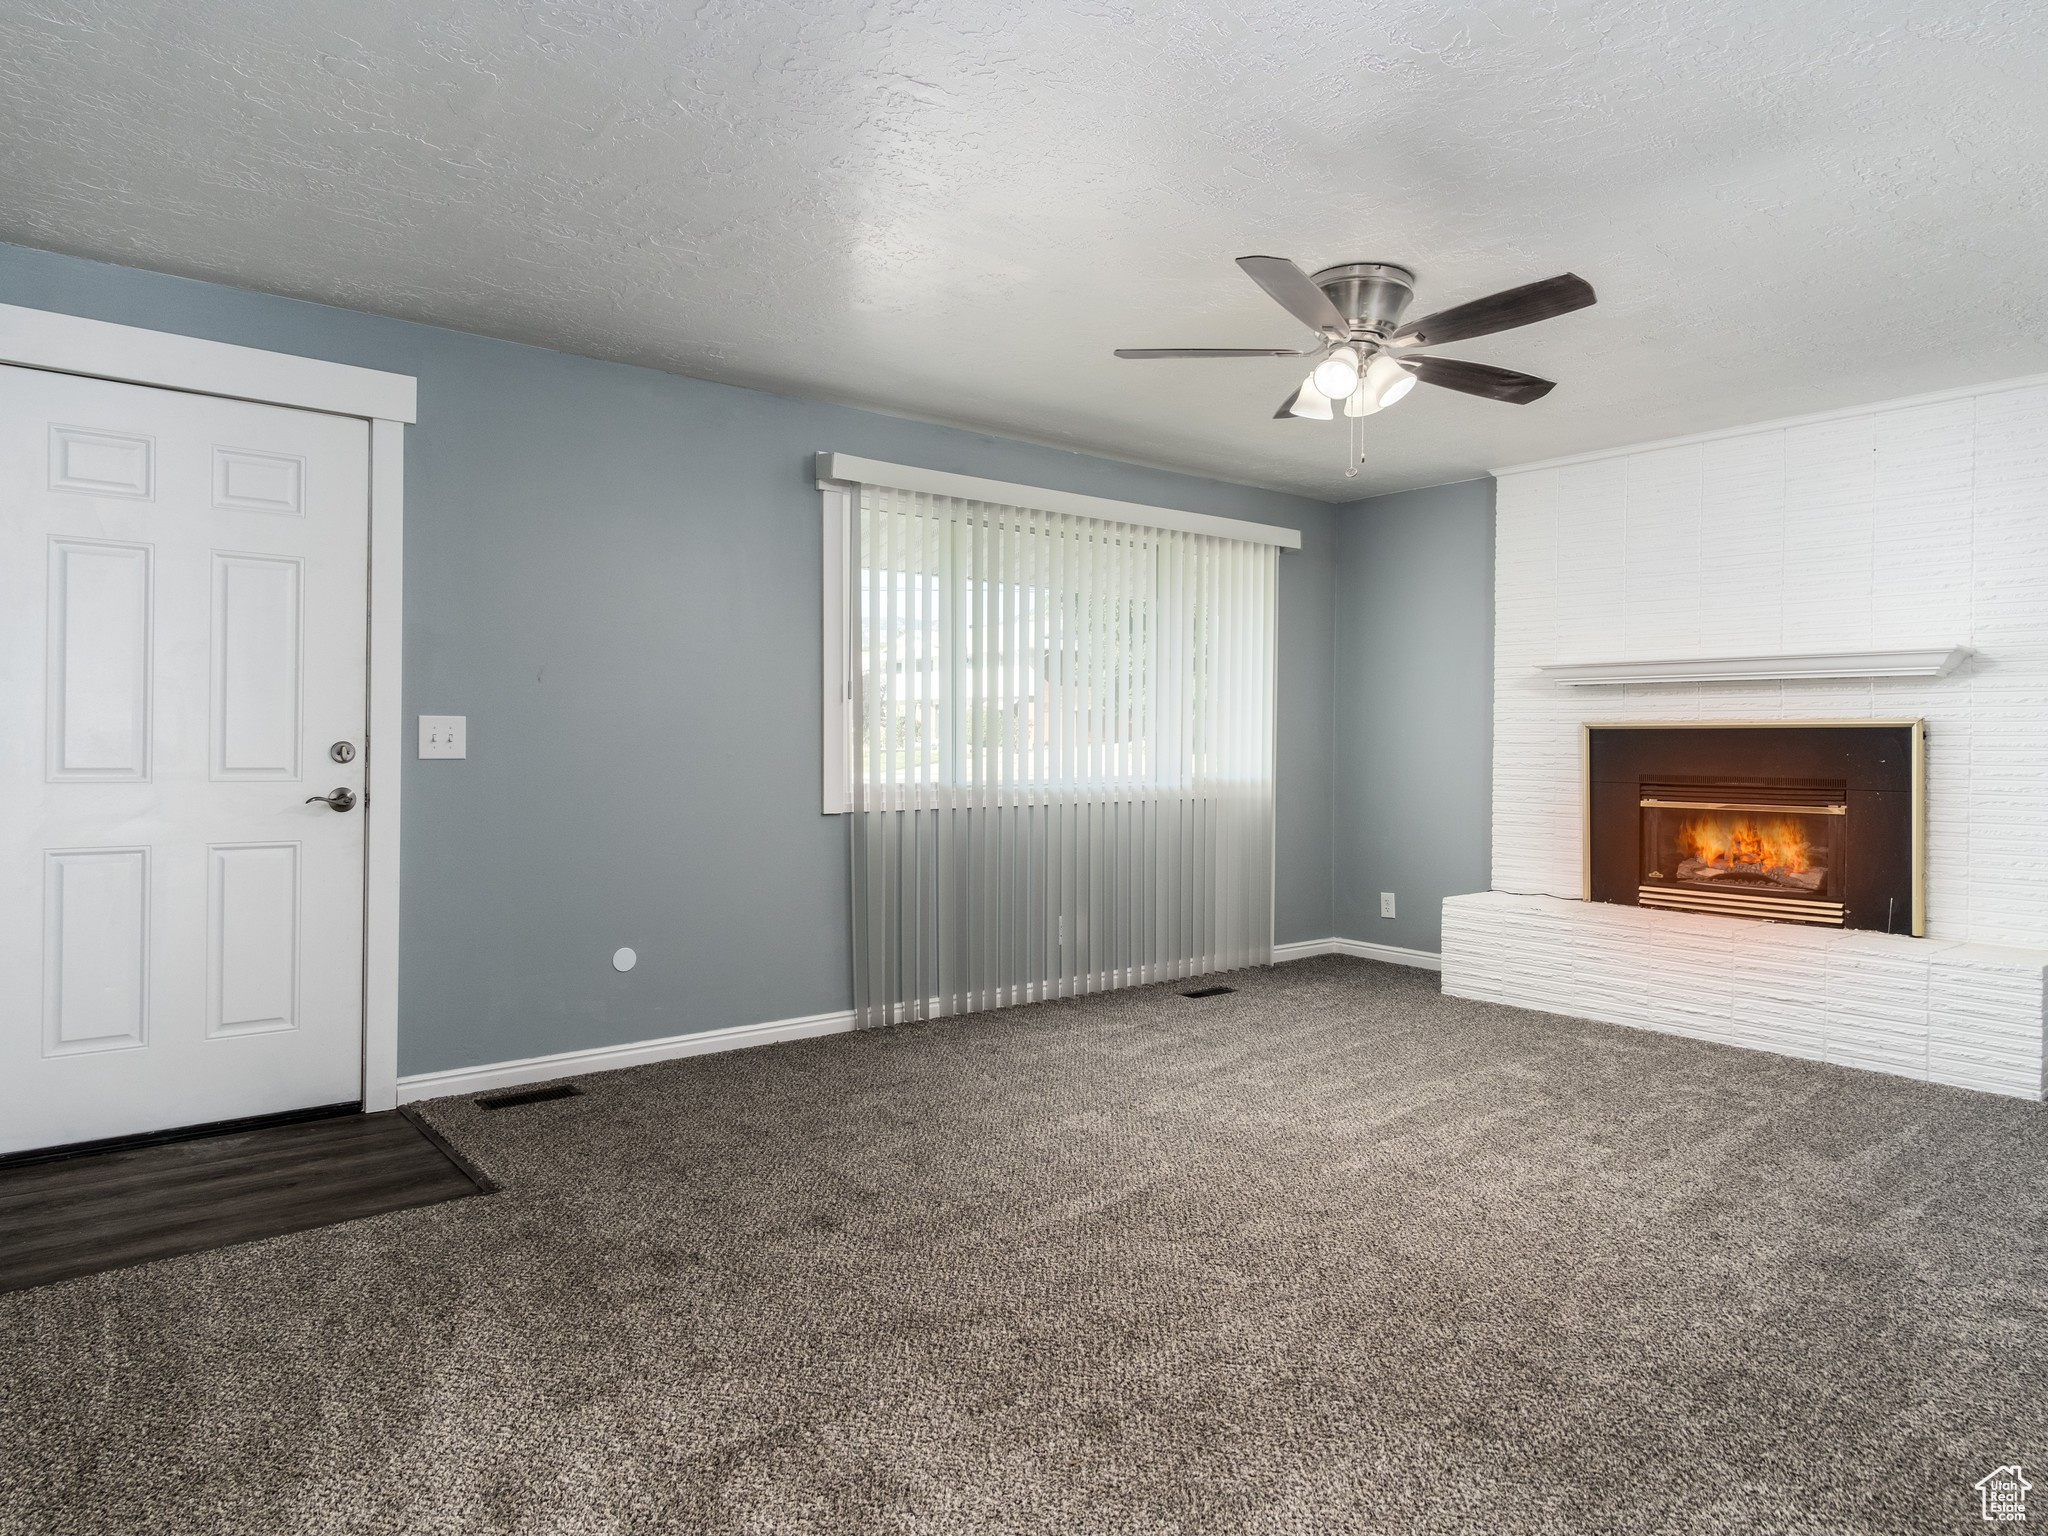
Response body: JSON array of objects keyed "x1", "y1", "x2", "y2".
[
  {"x1": 1182, "y1": 985, "x2": 1236, "y2": 999},
  {"x1": 475, "y1": 1083, "x2": 583, "y2": 1111}
]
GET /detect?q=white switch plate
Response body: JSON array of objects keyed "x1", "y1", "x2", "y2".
[
  {"x1": 418, "y1": 715, "x2": 466, "y2": 759},
  {"x1": 1380, "y1": 891, "x2": 1397, "y2": 918}
]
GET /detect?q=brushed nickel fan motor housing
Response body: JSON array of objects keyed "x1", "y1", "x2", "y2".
[{"x1": 1311, "y1": 263, "x2": 1416, "y2": 338}]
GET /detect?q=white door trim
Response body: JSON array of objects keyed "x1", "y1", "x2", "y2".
[
  {"x1": 362, "y1": 419, "x2": 405, "y2": 1111},
  {"x1": 0, "y1": 303, "x2": 417, "y2": 423},
  {"x1": 1, "y1": 303, "x2": 413, "y2": 1113}
]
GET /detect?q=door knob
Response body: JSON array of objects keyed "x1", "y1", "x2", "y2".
[{"x1": 305, "y1": 787, "x2": 358, "y2": 812}]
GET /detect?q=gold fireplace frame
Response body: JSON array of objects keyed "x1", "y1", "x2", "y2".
[{"x1": 1580, "y1": 720, "x2": 1926, "y2": 936}]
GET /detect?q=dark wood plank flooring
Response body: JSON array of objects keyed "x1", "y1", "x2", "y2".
[{"x1": 0, "y1": 1110, "x2": 488, "y2": 1293}]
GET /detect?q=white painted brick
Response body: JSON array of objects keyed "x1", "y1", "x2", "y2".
[
  {"x1": 1973, "y1": 384, "x2": 2048, "y2": 487},
  {"x1": 1553, "y1": 459, "x2": 1629, "y2": 663},
  {"x1": 1875, "y1": 400, "x2": 1975, "y2": 498},
  {"x1": 1785, "y1": 416, "x2": 1878, "y2": 505},
  {"x1": 1493, "y1": 378, "x2": 2048, "y2": 956},
  {"x1": 1702, "y1": 436, "x2": 1785, "y2": 613},
  {"x1": 1926, "y1": 946, "x2": 2047, "y2": 1096},
  {"x1": 1468, "y1": 382, "x2": 2048, "y2": 1099},
  {"x1": 1623, "y1": 444, "x2": 1705, "y2": 658},
  {"x1": 1729, "y1": 926, "x2": 1830, "y2": 1060},
  {"x1": 1823, "y1": 937, "x2": 1929, "y2": 1077},
  {"x1": 1442, "y1": 894, "x2": 2046, "y2": 1101},
  {"x1": 1873, "y1": 491, "x2": 1972, "y2": 643}
]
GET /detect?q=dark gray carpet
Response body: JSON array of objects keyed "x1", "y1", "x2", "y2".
[{"x1": 2, "y1": 956, "x2": 2043, "y2": 1534}]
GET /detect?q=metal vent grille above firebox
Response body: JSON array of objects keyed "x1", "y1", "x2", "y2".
[{"x1": 1585, "y1": 723, "x2": 1924, "y2": 936}]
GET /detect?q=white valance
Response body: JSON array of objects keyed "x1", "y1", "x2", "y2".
[{"x1": 816, "y1": 452, "x2": 1301, "y2": 550}]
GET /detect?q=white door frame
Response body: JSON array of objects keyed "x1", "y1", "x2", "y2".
[{"x1": 0, "y1": 302, "x2": 416, "y2": 1113}]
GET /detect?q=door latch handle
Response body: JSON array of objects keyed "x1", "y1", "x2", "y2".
[{"x1": 305, "y1": 787, "x2": 358, "y2": 812}]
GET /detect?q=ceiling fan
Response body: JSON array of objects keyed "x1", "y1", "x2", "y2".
[{"x1": 1115, "y1": 258, "x2": 1595, "y2": 461}]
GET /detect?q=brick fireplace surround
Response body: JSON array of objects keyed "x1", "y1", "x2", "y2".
[{"x1": 1442, "y1": 376, "x2": 2048, "y2": 1100}]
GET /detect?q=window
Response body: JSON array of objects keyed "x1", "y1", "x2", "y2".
[
  {"x1": 820, "y1": 455, "x2": 1296, "y2": 812},
  {"x1": 819, "y1": 456, "x2": 1297, "y2": 1023}
]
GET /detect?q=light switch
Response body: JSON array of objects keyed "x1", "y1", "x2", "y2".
[{"x1": 418, "y1": 715, "x2": 466, "y2": 759}]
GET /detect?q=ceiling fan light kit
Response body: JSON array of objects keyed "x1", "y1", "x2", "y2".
[
  {"x1": 1116, "y1": 256, "x2": 1596, "y2": 474},
  {"x1": 1286, "y1": 377, "x2": 1334, "y2": 420},
  {"x1": 1310, "y1": 345, "x2": 1363, "y2": 399},
  {"x1": 1364, "y1": 351, "x2": 1416, "y2": 407}
]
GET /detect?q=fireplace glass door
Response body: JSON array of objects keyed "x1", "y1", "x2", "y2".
[{"x1": 1637, "y1": 780, "x2": 1846, "y2": 926}]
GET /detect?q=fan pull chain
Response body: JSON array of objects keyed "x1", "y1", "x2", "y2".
[{"x1": 1344, "y1": 408, "x2": 1365, "y2": 478}]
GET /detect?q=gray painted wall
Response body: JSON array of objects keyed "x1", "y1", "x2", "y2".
[
  {"x1": 0, "y1": 242, "x2": 1335, "y2": 1076},
  {"x1": 1333, "y1": 478, "x2": 1495, "y2": 953}
]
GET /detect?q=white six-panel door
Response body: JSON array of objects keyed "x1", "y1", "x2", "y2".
[{"x1": 0, "y1": 365, "x2": 369, "y2": 1154}]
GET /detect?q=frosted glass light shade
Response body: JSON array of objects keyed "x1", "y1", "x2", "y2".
[
  {"x1": 1365, "y1": 352, "x2": 1416, "y2": 407},
  {"x1": 1310, "y1": 347, "x2": 1361, "y2": 399},
  {"x1": 1286, "y1": 378, "x2": 1334, "y2": 419}
]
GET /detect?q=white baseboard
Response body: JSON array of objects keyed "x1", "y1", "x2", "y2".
[
  {"x1": 399, "y1": 942, "x2": 1444, "y2": 1104},
  {"x1": 1271, "y1": 936, "x2": 1443, "y2": 972},
  {"x1": 1270, "y1": 938, "x2": 1332, "y2": 963},
  {"x1": 395, "y1": 1008, "x2": 857, "y2": 1104}
]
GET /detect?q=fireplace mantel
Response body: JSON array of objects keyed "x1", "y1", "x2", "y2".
[{"x1": 1535, "y1": 646, "x2": 1974, "y2": 687}]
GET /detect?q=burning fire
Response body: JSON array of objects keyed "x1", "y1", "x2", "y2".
[{"x1": 1676, "y1": 814, "x2": 1812, "y2": 876}]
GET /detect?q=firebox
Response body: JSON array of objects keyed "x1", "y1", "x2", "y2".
[{"x1": 1584, "y1": 722, "x2": 1924, "y2": 935}]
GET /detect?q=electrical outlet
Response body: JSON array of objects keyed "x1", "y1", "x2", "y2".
[
  {"x1": 418, "y1": 715, "x2": 466, "y2": 759},
  {"x1": 1379, "y1": 891, "x2": 1397, "y2": 919}
]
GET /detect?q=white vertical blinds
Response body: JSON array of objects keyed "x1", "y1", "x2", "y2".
[{"x1": 848, "y1": 482, "x2": 1277, "y2": 1027}]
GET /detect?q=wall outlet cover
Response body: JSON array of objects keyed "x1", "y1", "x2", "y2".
[
  {"x1": 418, "y1": 715, "x2": 466, "y2": 759},
  {"x1": 1380, "y1": 891, "x2": 1397, "y2": 918}
]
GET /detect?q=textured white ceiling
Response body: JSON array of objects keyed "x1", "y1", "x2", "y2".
[{"x1": 3, "y1": 1, "x2": 2045, "y2": 499}]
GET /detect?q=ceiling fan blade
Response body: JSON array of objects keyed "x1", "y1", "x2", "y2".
[
  {"x1": 1402, "y1": 356, "x2": 1556, "y2": 404},
  {"x1": 1236, "y1": 256, "x2": 1352, "y2": 339},
  {"x1": 1114, "y1": 347, "x2": 1314, "y2": 359},
  {"x1": 1388, "y1": 273, "x2": 1595, "y2": 350}
]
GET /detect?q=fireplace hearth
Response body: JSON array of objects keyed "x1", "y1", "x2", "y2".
[{"x1": 1586, "y1": 722, "x2": 1923, "y2": 935}]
